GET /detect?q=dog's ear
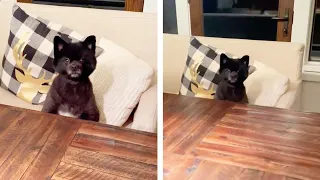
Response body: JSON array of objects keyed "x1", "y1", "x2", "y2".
[
  {"x1": 83, "y1": 35, "x2": 96, "y2": 53},
  {"x1": 220, "y1": 53, "x2": 229, "y2": 66},
  {"x1": 240, "y1": 55, "x2": 249, "y2": 67},
  {"x1": 53, "y1": 36, "x2": 67, "y2": 58}
]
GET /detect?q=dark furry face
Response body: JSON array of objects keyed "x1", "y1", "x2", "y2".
[
  {"x1": 219, "y1": 53, "x2": 249, "y2": 84},
  {"x1": 53, "y1": 35, "x2": 97, "y2": 80}
]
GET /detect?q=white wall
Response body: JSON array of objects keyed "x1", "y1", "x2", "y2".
[{"x1": 143, "y1": 0, "x2": 157, "y2": 13}]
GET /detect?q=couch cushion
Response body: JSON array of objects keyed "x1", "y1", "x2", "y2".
[
  {"x1": 1, "y1": 4, "x2": 103, "y2": 105},
  {"x1": 0, "y1": 86, "x2": 42, "y2": 111},
  {"x1": 132, "y1": 84, "x2": 157, "y2": 133},
  {"x1": 90, "y1": 38, "x2": 153, "y2": 126},
  {"x1": 245, "y1": 60, "x2": 289, "y2": 107}
]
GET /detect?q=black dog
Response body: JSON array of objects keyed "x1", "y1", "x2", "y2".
[
  {"x1": 42, "y1": 35, "x2": 99, "y2": 121},
  {"x1": 215, "y1": 53, "x2": 249, "y2": 103}
]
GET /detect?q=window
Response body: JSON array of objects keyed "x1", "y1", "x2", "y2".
[
  {"x1": 189, "y1": 0, "x2": 294, "y2": 42},
  {"x1": 202, "y1": 0, "x2": 279, "y2": 41}
]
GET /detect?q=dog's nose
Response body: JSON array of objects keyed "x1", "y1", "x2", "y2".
[
  {"x1": 70, "y1": 64, "x2": 80, "y2": 70},
  {"x1": 230, "y1": 72, "x2": 238, "y2": 78},
  {"x1": 231, "y1": 74, "x2": 237, "y2": 78}
]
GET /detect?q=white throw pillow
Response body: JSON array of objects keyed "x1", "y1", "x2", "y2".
[
  {"x1": 244, "y1": 60, "x2": 289, "y2": 107},
  {"x1": 90, "y1": 38, "x2": 153, "y2": 126}
]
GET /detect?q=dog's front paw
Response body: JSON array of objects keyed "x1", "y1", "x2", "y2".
[{"x1": 80, "y1": 112, "x2": 99, "y2": 122}]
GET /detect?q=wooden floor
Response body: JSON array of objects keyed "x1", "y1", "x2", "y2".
[
  {"x1": 164, "y1": 93, "x2": 320, "y2": 180},
  {"x1": 0, "y1": 104, "x2": 157, "y2": 180}
]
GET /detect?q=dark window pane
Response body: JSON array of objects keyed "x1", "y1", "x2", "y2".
[
  {"x1": 33, "y1": 0, "x2": 125, "y2": 10},
  {"x1": 163, "y1": 0, "x2": 178, "y2": 34},
  {"x1": 203, "y1": 0, "x2": 279, "y2": 41},
  {"x1": 310, "y1": 8, "x2": 320, "y2": 61}
]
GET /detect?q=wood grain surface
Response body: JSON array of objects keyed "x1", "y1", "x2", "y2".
[
  {"x1": 125, "y1": 0, "x2": 144, "y2": 12},
  {"x1": 164, "y1": 93, "x2": 320, "y2": 180},
  {"x1": 0, "y1": 104, "x2": 157, "y2": 180},
  {"x1": 16, "y1": 0, "x2": 32, "y2": 3},
  {"x1": 189, "y1": 0, "x2": 204, "y2": 36},
  {"x1": 276, "y1": 0, "x2": 294, "y2": 42}
]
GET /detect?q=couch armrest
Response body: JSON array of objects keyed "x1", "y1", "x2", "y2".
[
  {"x1": 276, "y1": 81, "x2": 301, "y2": 110},
  {"x1": 132, "y1": 84, "x2": 157, "y2": 133}
]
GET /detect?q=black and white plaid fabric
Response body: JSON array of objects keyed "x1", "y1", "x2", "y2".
[
  {"x1": 1, "y1": 5, "x2": 102, "y2": 104},
  {"x1": 180, "y1": 37, "x2": 255, "y2": 99}
]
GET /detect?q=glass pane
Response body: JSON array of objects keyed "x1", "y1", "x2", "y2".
[
  {"x1": 163, "y1": 0, "x2": 178, "y2": 34},
  {"x1": 310, "y1": 4, "x2": 320, "y2": 61},
  {"x1": 33, "y1": 0, "x2": 125, "y2": 10},
  {"x1": 203, "y1": 0, "x2": 279, "y2": 41}
]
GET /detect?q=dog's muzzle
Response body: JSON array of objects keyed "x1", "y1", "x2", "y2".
[
  {"x1": 227, "y1": 71, "x2": 238, "y2": 83},
  {"x1": 67, "y1": 61, "x2": 82, "y2": 78}
]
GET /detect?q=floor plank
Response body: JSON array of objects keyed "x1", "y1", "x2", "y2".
[
  {"x1": 238, "y1": 169, "x2": 264, "y2": 180},
  {"x1": 230, "y1": 107, "x2": 320, "y2": 127},
  {"x1": 71, "y1": 133, "x2": 157, "y2": 165},
  {"x1": 189, "y1": 161, "x2": 242, "y2": 180},
  {"x1": 212, "y1": 126, "x2": 320, "y2": 152},
  {"x1": 164, "y1": 99, "x2": 214, "y2": 137},
  {"x1": 21, "y1": 118, "x2": 82, "y2": 180},
  {"x1": 191, "y1": 148, "x2": 318, "y2": 179},
  {"x1": 164, "y1": 101, "x2": 216, "y2": 152},
  {"x1": 218, "y1": 120, "x2": 320, "y2": 144},
  {"x1": 164, "y1": 157, "x2": 202, "y2": 180},
  {"x1": 234, "y1": 104, "x2": 320, "y2": 120},
  {"x1": 224, "y1": 113, "x2": 320, "y2": 136},
  {"x1": 52, "y1": 162, "x2": 129, "y2": 180},
  {"x1": 77, "y1": 124, "x2": 157, "y2": 149},
  {"x1": 163, "y1": 151, "x2": 186, "y2": 177},
  {"x1": 207, "y1": 131, "x2": 320, "y2": 163},
  {"x1": 262, "y1": 172, "x2": 287, "y2": 180},
  {"x1": 0, "y1": 112, "x2": 41, "y2": 169},
  {"x1": 0, "y1": 107, "x2": 21, "y2": 136},
  {"x1": 172, "y1": 103, "x2": 234, "y2": 155},
  {"x1": 62, "y1": 147, "x2": 157, "y2": 180},
  {"x1": 0, "y1": 115, "x2": 56, "y2": 179}
]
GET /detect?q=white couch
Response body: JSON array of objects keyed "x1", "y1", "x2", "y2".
[
  {"x1": 164, "y1": 34, "x2": 304, "y2": 110},
  {"x1": 0, "y1": 1, "x2": 157, "y2": 132}
]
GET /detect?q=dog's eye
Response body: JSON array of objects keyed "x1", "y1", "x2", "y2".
[{"x1": 65, "y1": 58, "x2": 70, "y2": 63}]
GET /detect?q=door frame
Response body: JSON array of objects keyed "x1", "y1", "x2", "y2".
[
  {"x1": 189, "y1": 0, "x2": 295, "y2": 42},
  {"x1": 125, "y1": 0, "x2": 144, "y2": 12},
  {"x1": 189, "y1": 0, "x2": 204, "y2": 36},
  {"x1": 277, "y1": 0, "x2": 295, "y2": 41},
  {"x1": 17, "y1": 0, "x2": 33, "y2": 3}
]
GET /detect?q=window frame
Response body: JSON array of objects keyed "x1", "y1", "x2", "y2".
[{"x1": 301, "y1": 0, "x2": 320, "y2": 76}]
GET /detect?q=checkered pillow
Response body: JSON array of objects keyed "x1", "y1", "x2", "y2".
[
  {"x1": 180, "y1": 37, "x2": 255, "y2": 99},
  {"x1": 1, "y1": 5, "x2": 103, "y2": 104}
]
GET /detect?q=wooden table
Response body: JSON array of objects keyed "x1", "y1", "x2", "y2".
[
  {"x1": 164, "y1": 93, "x2": 320, "y2": 180},
  {"x1": 0, "y1": 104, "x2": 157, "y2": 180}
]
